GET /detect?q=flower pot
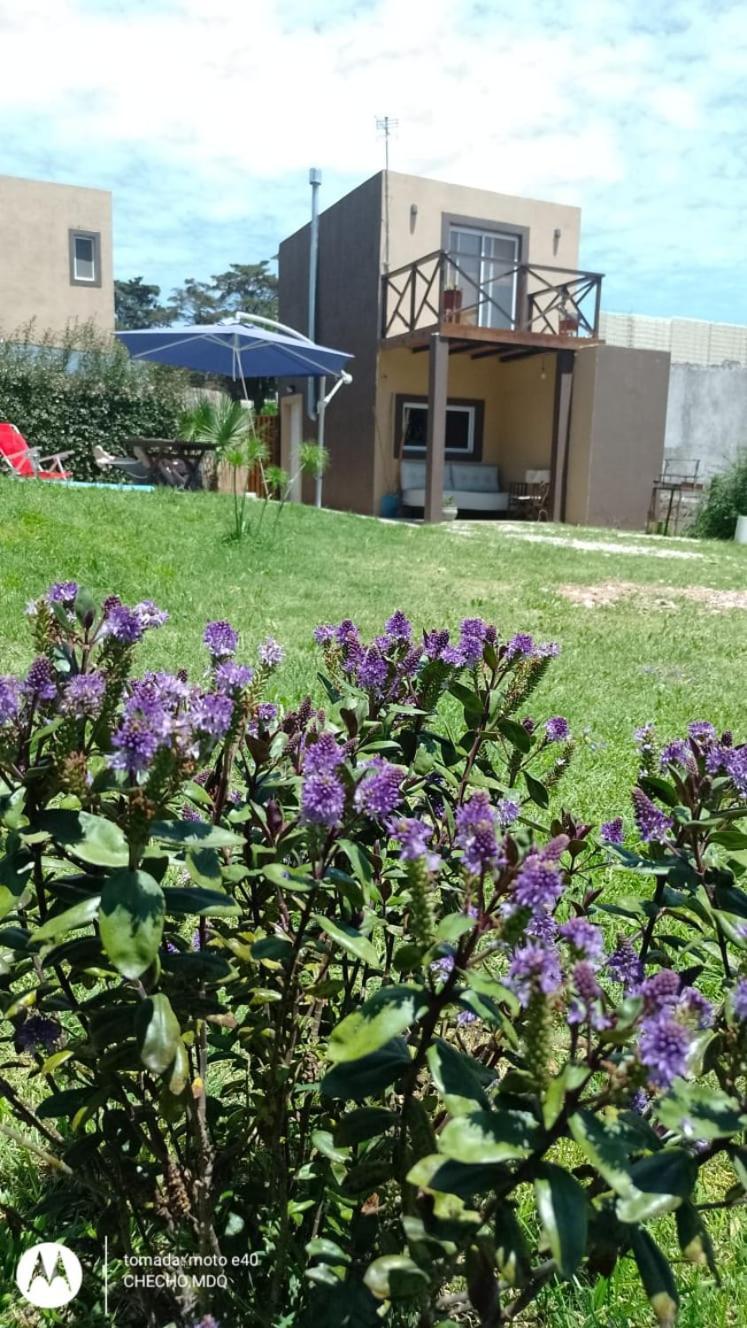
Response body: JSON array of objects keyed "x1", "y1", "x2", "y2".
[
  {"x1": 442, "y1": 288, "x2": 463, "y2": 322},
  {"x1": 441, "y1": 506, "x2": 458, "y2": 522}
]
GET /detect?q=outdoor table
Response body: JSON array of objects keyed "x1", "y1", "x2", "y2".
[{"x1": 124, "y1": 438, "x2": 218, "y2": 490}]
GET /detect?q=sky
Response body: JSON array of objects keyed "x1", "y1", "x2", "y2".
[{"x1": 1, "y1": 0, "x2": 745, "y2": 322}]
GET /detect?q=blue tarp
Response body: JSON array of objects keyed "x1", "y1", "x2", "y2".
[{"x1": 116, "y1": 322, "x2": 352, "y2": 381}]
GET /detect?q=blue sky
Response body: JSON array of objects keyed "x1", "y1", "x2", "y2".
[{"x1": 1, "y1": 0, "x2": 746, "y2": 322}]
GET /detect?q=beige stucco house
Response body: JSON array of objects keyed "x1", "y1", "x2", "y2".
[
  {"x1": 0, "y1": 174, "x2": 114, "y2": 336},
  {"x1": 278, "y1": 170, "x2": 670, "y2": 529}
]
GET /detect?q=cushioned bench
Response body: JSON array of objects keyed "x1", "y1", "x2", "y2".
[{"x1": 400, "y1": 459, "x2": 509, "y2": 513}]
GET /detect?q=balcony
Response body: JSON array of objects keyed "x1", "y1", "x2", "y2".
[{"x1": 381, "y1": 249, "x2": 604, "y2": 349}]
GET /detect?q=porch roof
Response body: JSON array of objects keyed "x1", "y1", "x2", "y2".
[{"x1": 381, "y1": 320, "x2": 604, "y2": 359}]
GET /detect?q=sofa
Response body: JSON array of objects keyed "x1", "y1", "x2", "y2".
[{"x1": 400, "y1": 459, "x2": 509, "y2": 514}]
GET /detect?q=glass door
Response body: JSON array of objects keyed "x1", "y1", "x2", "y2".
[{"x1": 448, "y1": 226, "x2": 519, "y2": 329}]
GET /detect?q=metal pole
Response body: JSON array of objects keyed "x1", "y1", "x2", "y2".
[
  {"x1": 307, "y1": 168, "x2": 322, "y2": 425},
  {"x1": 315, "y1": 375, "x2": 326, "y2": 508}
]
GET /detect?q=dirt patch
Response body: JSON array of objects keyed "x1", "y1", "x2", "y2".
[{"x1": 557, "y1": 581, "x2": 747, "y2": 612}]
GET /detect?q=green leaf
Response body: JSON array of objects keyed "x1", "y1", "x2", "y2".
[
  {"x1": 186, "y1": 847, "x2": 223, "y2": 888},
  {"x1": 435, "y1": 911, "x2": 477, "y2": 944},
  {"x1": 524, "y1": 771, "x2": 550, "y2": 809},
  {"x1": 327, "y1": 986, "x2": 426, "y2": 1063},
  {"x1": 494, "y1": 1203, "x2": 531, "y2": 1287},
  {"x1": 406, "y1": 1153, "x2": 505, "y2": 1199},
  {"x1": 364, "y1": 1254, "x2": 428, "y2": 1301},
  {"x1": 0, "y1": 845, "x2": 33, "y2": 921},
  {"x1": 150, "y1": 819, "x2": 244, "y2": 849},
  {"x1": 534, "y1": 1163, "x2": 588, "y2": 1278},
  {"x1": 656, "y1": 1082, "x2": 745, "y2": 1140},
  {"x1": 163, "y1": 885, "x2": 240, "y2": 916},
  {"x1": 36, "y1": 810, "x2": 129, "y2": 867},
  {"x1": 631, "y1": 1228, "x2": 679, "y2": 1327},
  {"x1": 334, "y1": 1107, "x2": 397, "y2": 1147},
  {"x1": 337, "y1": 839, "x2": 373, "y2": 886},
  {"x1": 37, "y1": 1087, "x2": 101, "y2": 1119},
  {"x1": 0, "y1": 787, "x2": 28, "y2": 831},
  {"x1": 321, "y1": 1039, "x2": 411, "y2": 1100},
  {"x1": 542, "y1": 1064, "x2": 588, "y2": 1130},
  {"x1": 427, "y1": 1039, "x2": 491, "y2": 1115},
  {"x1": 136, "y1": 994, "x2": 181, "y2": 1076},
  {"x1": 251, "y1": 935, "x2": 293, "y2": 960},
  {"x1": 438, "y1": 1109, "x2": 539, "y2": 1164},
  {"x1": 99, "y1": 869, "x2": 165, "y2": 978},
  {"x1": 617, "y1": 1150, "x2": 696, "y2": 1223},
  {"x1": 639, "y1": 775, "x2": 680, "y2": 808},
  {"x1": 495, "y1": 717, "x2": 532, "y2": 753},
  {"x1": 313, "y1": 914, "x2": 380, "y2": 968},
  {"x1": 34, "y1": 894, "x2": 101, "y2": 942},
  {"x1": 676, "y1": 1201, "x2": 718, "y2": 1275}
]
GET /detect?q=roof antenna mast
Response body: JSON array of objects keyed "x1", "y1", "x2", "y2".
[{"x1": 376, "y1": 115, "x2": 398, "y2": 273}]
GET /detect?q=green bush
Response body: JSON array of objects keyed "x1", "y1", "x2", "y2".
[
  {"x1": 691, "y1": 454, "x2": 747, "y2": 539},
  {"x1": 0, "y1": 322, "x2": 188, "y2": 479}
]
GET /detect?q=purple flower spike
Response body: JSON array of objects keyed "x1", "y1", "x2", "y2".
[
  {"x1": 545, "y1": 716, "x2": 570, "y2": 743},
  {"x1": 507, "y1": 941, "x2": 563, "y2": 1007},
  {"x1": 384, "y1": 610, "x2": 412, "y2": 643},
  {"x1": 24, "y1": 657, "x2": 58, "y2": 702},
  {"x1": 214, "y1": 661, "x2": 254, "y2": 694},
  {"x1": 455, "y1": 791, "x2": 500, "y2": 875},
  {"x1": 606, "y1": 936, "x2": 643, "y2": 993},
  {"x1": 301, "y1": 771, "x2": 345, "y2": 828},
  {"x1": 192, "y1": 692, "x2": 233, "y2": 739},
  {"x1": 458, "y1": 618, "x2": 490, "y2": 666},
  {"x1": 303, "y1": 732, "x2": 344, "y2": 774},
  {"x1": 600, "y1": 817, "x2": 624, "y2": 846},
  {"x1": 730, "y1": 979, "x2": 747, "y2": 1021},
  {"x1": 558, "y1": 918, "x2": 604, "y2": 961},
  {"x1": 313, "y1": 624, "x2": 335, "y2": 644},
  {"x1": 689, "y1": 721, "x2": 716, "y2": 741},
  {"x1": 355, "y1": 758, "x2": 404, "y2": 819},
  {"x1": 0, "y1": 676, "x2": 23, "y2": 727},
  {"x1": 638, "y1": 1011, "x2": 691, "y2": 1089},
  {"x1": 391, "y1": 817, "x2": 441, "y2": 871},
  {"x1": 356, "y1": 646, "x2": 388, "y2": 692},
  {"x1": 631, "y1": 787, "x2": 672, "y2": 843},
  {"x1": 203, "y1": 620, "x2": 238, "y2": 659},
  {"x1": 61, "y1": 671, "x2": 106, "y2": 719},
  {"x1": 133, "y1": 600, "x2": 168, "y2": 630},
  {"x1": 513, "y1": 851, "x2": 564, "y2": 914},
  {"x1": 496, "y1": 797, "x2": 520, "y2": 827},
  {"x1": 47, "y1": 581, "x2": 79, "y2": 605},
  {"x1": 258, "y1": 637, "x2": 284, "y2": 669},
  {"x1": 641, "y1": 968, "x2": 681, "y2": 1013},
  {"x1": 104, "y1": 603, "x2": 144, "y2": 645},
  {"x1": 506, "y1": 632, "x2": 534, "y2": 659}
]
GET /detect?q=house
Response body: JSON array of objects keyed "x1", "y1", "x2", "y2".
[
  {"x1": 0, "y1": 174, "x2": 114, "y2": 336},
  {"x1": 278, "y1": 170, "x2": 671, "y2": 528}
]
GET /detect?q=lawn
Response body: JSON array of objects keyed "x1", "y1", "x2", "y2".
[{"x1": 1, "y1": 477, "x2": 746, "y2": 1325}]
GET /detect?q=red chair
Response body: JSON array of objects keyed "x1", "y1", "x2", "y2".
[{"x1": 0, "y1": 423, "x2": 73, "y2": 480}]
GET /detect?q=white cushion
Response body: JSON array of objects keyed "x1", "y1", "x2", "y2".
[
  {"x1": 401, "y1": 487, "x2": 426, "y2": 507},
  {"x1": 525, "y1": 468, "x2": 550, "y2": 484},
  {"x1": 456, "y1": 490, "x2": 508, "y2": 512},
  {"x1": 449, "y1": 463, "x2": 500, "y2": 493},
  {"x1": 400, "y1": 459, "x2": 426, "y2": 489}
]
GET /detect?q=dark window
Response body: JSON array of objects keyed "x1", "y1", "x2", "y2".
[
  {"x1": 395, "y1": 395, "x2": 484, "y2": 459},
  {"x1": 69, "y1": 230, "x2": 102, "y2": 287}
]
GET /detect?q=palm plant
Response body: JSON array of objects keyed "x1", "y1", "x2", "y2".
[{"x1": 180, "y1": 396, "x2": 268, "y2": 540}]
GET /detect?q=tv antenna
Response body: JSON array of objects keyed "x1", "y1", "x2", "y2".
[{"x1": 376, "y1": 116, "x2": 399, "y2": 272}]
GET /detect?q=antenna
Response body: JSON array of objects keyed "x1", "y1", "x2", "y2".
[{"x1": 376, "y1": 115, "x2": 398, "y2": 273}]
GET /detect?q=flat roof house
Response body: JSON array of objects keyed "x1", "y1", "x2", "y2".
[
  {"x1": 278, "y1": 171, "x2": 670, "y2": 528},
  {"x1": 0, "y1": 173, "x2": 114, "y2": 336}
]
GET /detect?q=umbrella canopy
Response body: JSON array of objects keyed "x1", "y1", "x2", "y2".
[{"x1": 116, "y1": 321, "x2": 353, "y2": 382}]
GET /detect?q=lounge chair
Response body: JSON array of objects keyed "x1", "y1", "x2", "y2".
[
  {"x1": 93, "y1": 445, "x2": 152, "y2": 485},
  {"x1": 0, "y1": 422, "x2": 73, "y2": 480}
]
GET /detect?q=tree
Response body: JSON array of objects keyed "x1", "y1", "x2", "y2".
[
  {"x1": 114, "y1": 277, "x2": 171, "y2": 330},
  {"x1": 168, "y1": 262, "x2": 278, "y2": 325}
]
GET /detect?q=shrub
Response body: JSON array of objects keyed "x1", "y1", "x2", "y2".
[
  {"x1": 0, "y1": 322, "x2": 187, "y2": 479},
  {"x1": 0, "y1": 594, "x2": 746, "y2": 1326},
  {"x1": 691, "y1": 454, "x2": 747, "y2": 539}
]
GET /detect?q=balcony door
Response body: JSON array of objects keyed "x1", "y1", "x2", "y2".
[{"x1": 448, "y1": 225, "x2": 519, "y2": 329}]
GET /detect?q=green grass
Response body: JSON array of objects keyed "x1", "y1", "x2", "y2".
[{"x1": 1, "y1": 478, "x2": 746, "y2": 1324}]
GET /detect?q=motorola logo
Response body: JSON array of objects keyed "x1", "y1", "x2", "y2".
[{"x1": 16, "y1": 1242, "x2": 83, "y2": 1309}]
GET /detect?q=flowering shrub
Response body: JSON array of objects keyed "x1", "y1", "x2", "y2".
[{"x1": 0, "y1": 590, "x2": 746, "y2": 1326}]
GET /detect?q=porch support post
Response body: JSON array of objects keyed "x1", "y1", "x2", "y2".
[
  {"x1": 424, "y1": 332, "x2": 448, "y2": 523},
  {"x1": 550, "y1": 349, "x2": 574, "y2": 522}
]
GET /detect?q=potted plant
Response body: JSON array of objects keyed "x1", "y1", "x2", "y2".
[
  {"x1": 442, "y1": 493, "x2": 458, "y2": 521},
  {"x1": 442, "y1": 280, "x2": 463, "y2": 322}
]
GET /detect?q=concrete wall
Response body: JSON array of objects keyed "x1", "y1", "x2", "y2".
[
  {"x1": 0, "y1": 174, "x2": 113, "y2": 334},
  {"x1": 664, "y1": 362, "x2": 747, "y2": 478},
  {"x1": 278, "y1": 173, "x2": 382, "y2": 514},
  {"x1": 566, "y1": 345, "x2": 670, "y2": 529},
  {"x1": 375, "y1": 345, "x2": 555, "y2": 508}
]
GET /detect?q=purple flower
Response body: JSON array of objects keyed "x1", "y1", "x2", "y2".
[
  {"x1": 507, "y1": 942, "x2": 563, "y2": 1007},
  {"x1": 313, "y1": 624, "x2": 335, "y2": 644},
  {"x1": 258, "y1": 637, "x2": 284, "y2": 669},
  {"x1": 60, "y1": 671, "x2": 106, "y2": 719},
  {"x1": 203, "y1": 620, "x2": 238, "y2": 659},
  {"x1": 660, "y1": 739, "x2": 691, "y2": 769},
  {"x1": 133, "y1": 600, "x2": 168, "y2": 630},
  {"x1": 109, "y1": 720, "x2": 163, "y2": 774},
  {"x1": 458, "y1": 618, "x2": 490, "y2": 666},
  {"x1": 181, "y1": 804, "x2": 202, "y2": 823},
  {"x1": 191, "y1": 692, "x2": 233, "y2": 739},
  {"x1": 600, "y1": 817, "x2": 624, "y2": 846},
  {"x1": 423, "y1": 628, "x2": 450, "y2": 660},
  {"x1": 430, "y1": 953, "x2": 455, "y2": 979},
  {"x1": 559, "y1": 918, "x2": 604, "y2": 961},
  {"x1": 635, "y1": 722, "x2": 656, "y2": 751},
  {"x1": 455, "y1": 791, "x2": 500, "y2": 875},
  {"x1": 606, "y1": 936, "x2": 644, "y2": 993},
  {"x1": 301, "y1": 771, "x2": 345, "y2": 828},
  {"x1": 723, "y1": 746, "x2": 747, "y2": 798},
  {"x1": 496, "y1": 797, "x2": 520, "y2": 827},
  {"x1": 632, "y1": 787, "x2": 672, "y2": 843},
  {"x1": 638, "y1": 1011, "x2": 691, "y2": 1089},
  {"x1": 730, "y1": 979, "x2": 747, "y2": 1021},
  {"x1": 525, "y1": 910, "x2": 558, "y2": 944},
  {"x1": 16, "y1": 1012, "x2": 62, "y2": 1052},
  {"x1": 689, "y1": 721, "x2": 716, "y2": 741},
  {"x1": 0, "y1": 676, "x2": 23, "y2": 727},
  {"x1": 255, "y1": 702, "x2": 278, "y2": 726},
  {"x1": 641, "y1": 968, "x2": 681, "y2": 1013},
  {"x1": 679, "y1": 987, "x2": 714, "y2": 1030},
  {"x1": 457, "y1": 1009, "x2": 478, "y2": 1026},
  {"x1": 355, "y1": 758, "x2": 404, "y2": 819},
  {"x1": 536, "y1": 641, "x2": 560, "y2": 658},
  {"x1": 303, "y1": 732, "x2": 344, "y2": 774},
  {"x1": 24, "y1": 657, "x2": 57, "y2": 702},
  {"x1": 568, "y1": 960, "x2": 603, "y2": 1025},
  {"x1": 384, "y1": 610, "x2": 412, "y2": 643},
  {"x1": 356, "y1": 646, "x2": 389, "y2": 692},
  {"x1": 545, "y1": 716, "x2": 570, "y2": 743},
  {"x1": 104, "y1": 602, "x2": 144, "y2": 644},
  {"x1": 391, "y1": 817, "x2": 440, "y2": 870},
  {"x1": 513, "y1": 851, "x2": 564, "y2": 914},
  {"x1": 214, "y1": 661, "x2": 254, "y2": 694},
  {"x1": 47, "y1": 580, "x2": 78, "y2": 605},
  {"x1": 506, "y1": 632, "x2": 534, "y2": 659}
]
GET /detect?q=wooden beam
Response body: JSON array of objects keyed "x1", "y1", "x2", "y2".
[
  {"x1": 381, "y1": 321, "x2": 602, "y2": 353},
  {"x1": 551, "y1": 349, "x2": 575, "y2": 522},
  {"x1": 424, "y1": 333, "x2": 449, "y2": 525}
]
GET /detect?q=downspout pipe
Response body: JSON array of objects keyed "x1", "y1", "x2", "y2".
[{"x1": 306, "y1": 168, "x2": 322, "y2": 424}]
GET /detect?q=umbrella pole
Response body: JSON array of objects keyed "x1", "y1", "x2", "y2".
[
  {"x1": 315, "y1": 375, "x2": 326, "y2": 508},
  {"x1": 236, "y1": 345, "x2": 268, "y2": 499}
]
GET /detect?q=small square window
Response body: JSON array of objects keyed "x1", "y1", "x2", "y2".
[{"x1": 69, "y1": 230, "x2": 101, "y2": 286}]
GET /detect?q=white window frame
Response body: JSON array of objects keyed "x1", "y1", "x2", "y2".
[
  {"x1": 401, "y1": 400, "x2": 476, "y2": 456},
  {"x1": 69, "y1": 229, "x2": 101, "y2": 287}
]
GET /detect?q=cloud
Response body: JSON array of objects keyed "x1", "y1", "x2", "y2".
[{"x1": 0, "y1": 0, "x2": 745, "y2": 319}]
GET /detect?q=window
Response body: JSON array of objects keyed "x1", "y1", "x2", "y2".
[
  {"x1": 448, "y1": 225, "x2": 519, "y2": 330},
  {"x1": 396, "y1": 395, "x2": 484, "y2": 459},
  {"x1": 69, "y1": 230, "x2": 101, "y2": 286}
]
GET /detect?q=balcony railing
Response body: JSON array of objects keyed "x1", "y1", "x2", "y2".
[{"x1": 381, "y1": 249, "x2": 604, "y2": 342}]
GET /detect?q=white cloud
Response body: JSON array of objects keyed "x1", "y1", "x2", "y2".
[{"x1": 0, "y1": 0, "x2": 745, "y2": 319}]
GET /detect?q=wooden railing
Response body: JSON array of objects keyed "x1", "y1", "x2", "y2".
[{"x1": 381, "y1": 250, "x2": 604, "y2": 341}]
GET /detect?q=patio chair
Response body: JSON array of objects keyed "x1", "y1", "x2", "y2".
[
  {"x1": 0, "y1": 422, "x2": 73, "y2": 480},
  {"x1": 94, "y1": 445, "x2": 152, "y2": 485},
  {"x1": 508, "y1": 468, "x2": 551, "y2": 521}
]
